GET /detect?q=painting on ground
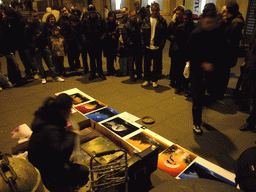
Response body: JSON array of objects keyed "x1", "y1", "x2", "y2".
[
  {"x1": 74, "y1": 100, "x2": 107, "y2": 114},
  {"x1": 85, "y1": 107, "x2": 120, "y2": 122},
  {"x1": 102, "y1": 117, "x2": 139, "y2": 137},
  {"x1": 158, "y1": 144, "x2": 197, "y2": 177},
  {"x1": 126, "y1": 131, "x2": 169, "y2": 153},
  {"x1": 178, "y1": 161, "x2": 236, "y2": 186}
]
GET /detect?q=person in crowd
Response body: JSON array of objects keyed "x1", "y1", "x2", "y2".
[
  {"x1": 57, "y1": 6, "x2": 77, "y2": 71},
  {"x1": 239, "y1": 20, "x2": 256, "y2": 132},
  {"x1": 68, "y1": 15, "x2": 82, "y2": 71},
  {"x1": 123, "y1": 11, "x2": 143, "y2": 82},
  {"x1": 172, "y1": 9, "x2": 195, "y2": 95},
  {"x1": 81, "y1": 6, "x2": 89, "y2": 20},
  {"x1": 42, "y1": 7, "x2": 52, "y2": 23},
  {"x1": 167, "y1": 5, "x2": 184, "y2": 87},
  {"x1": 141, "y1": 3, "x2": 167, "y2": 88},
  {"x1": 104, "y1": 11, "x2": 118, "y2": 76},
  {"x1": 28, "y1": 93, "x2": 89, "y2": 191},
  {"x1": 120, "y1": 7, "x2": 129, "y2": 25},
  {"x1": 0, "y1": 9, "x2": 24, "y2": 87},
  {"x1": 134, "y1": 1, "x2": 150, "y2": 22},
  {"x1": 71, "y1": 5, "x2": 82, "y2": 18},
  {"x1": 186, "y1": 5, "x2": 228, "y2": 135},
  {"x1": 51, "y1": 6, "x2": 60, "y2": 22},
  {"x1": 219, "y1": 1, "x2": 244, "y2": 99},
  {"x1": 26, "y1": 10, "x2": 64, "y2": 84},
  {"x1": 116, "y1": 25, "x2": 128, "y2": 76},
  {"x1": 48, "y1": 26, "x2": 67, "y2": 77},
  {"x1": 5, "y1": 8, "x2": 39, "y2": 81},
  {"x1": 81, "y1": 5, "x2": 106, "y2": 81},
  {"x1": 104, "y1": 6, "x2": 109, "y2": 20},
  {"x1": 45, "y1": 14, "x2": 57, "y2": 36},
  {"x1": 81, "y1": 7, "x2": 89, "y2": 74}
]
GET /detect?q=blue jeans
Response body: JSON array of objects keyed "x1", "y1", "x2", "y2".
[{"x1": 31, "y1": 48, "x2": 57, "y2": 78}]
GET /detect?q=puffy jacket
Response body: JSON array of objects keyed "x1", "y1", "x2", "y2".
[{"x1": 141, "y1": 15, "x2": 167, "y2": 50}]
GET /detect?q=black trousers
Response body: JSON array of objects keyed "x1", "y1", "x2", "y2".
[
  {"x1": 82, "y1": 49, "x2": 89, "y2": 73},
  {"x1": 88, "y1": 47, "x2": 103, "y2": 75},
  {"x1": 144, "y1": 48, "x2": 162, "y2": 82},
  {"x1": 52, "y1": 56, "x2": 65, "y2": 75},
  {"x1": 106, "y1": 56, "x2": 116, "y2": 74},
  {"x1": 190, "y1": 68, "x2": 220, "y2": 126},
  {"x1": 128, "y1": 50, "x2": 142, "y2": 78},
  {"x1": 68, "y1": 49, "x2": 81, "y2": 70},
  {"x1": 6, "y1": 53, "x2": 23, "y2": 85}
]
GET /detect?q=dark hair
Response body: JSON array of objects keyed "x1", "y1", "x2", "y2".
[
  {"x1": 46, "y1": 14, "x2": 55, "y2": 23},
  {"x1": 42, "y1": 93, "x2": 73, "y2": 113},
  {"x1": 60, "y1": 6, "x2": 68, "y2": 12},
  {"x1": 174, "y1": 5, "x2": 185, "y2": 13},
  {"x1": 202, "y1": 3, "x2": 217, "y2": 18},
  {"x1": 104, "y1": 6, "x2": 108, "y2": 9},
  {"x1": 108, "y1": 10, "x2": 116, "y2": 19},
  {"x1": 30, "y1": 9, "x2": 38, "y2": 16},
  {"x1": 151, "y1": 2, "x2": 160, "y2": 11},
  {"x1": 184, "y1": 9, "x2": 192, "y2": 19},
  {"x1": 226, "y1": 1, "x2": 239, "y2": 16}
]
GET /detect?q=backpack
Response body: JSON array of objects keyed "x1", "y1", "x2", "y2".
[{"x1": 234, "y1": 147, "x2": 256, "y2": 191}]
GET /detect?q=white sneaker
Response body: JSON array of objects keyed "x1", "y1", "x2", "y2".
[
  {"x1": 41, "y1": 78, "x2": 47, "y2": 84},
  {"x1": 152, "y1": 82, "x2": 158, "y2": 88},
  {"x1": 34, "y1": 74, "x2": 39, "y2": 80},
  {"x1": 142, "y1": 81, "x2": 150, "y2": 87},
  {"x1": 55, "y1": 76, "x2": 65, "y2": 82}
]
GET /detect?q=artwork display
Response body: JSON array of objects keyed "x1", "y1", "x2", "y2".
[
  {"x1": 74, "y1": 100, "x2": 107, "y2": 114},
  {"x1": 102, "y1": 117, "x2": 139, "y2": 137},
  {"x1": 126, "y1": 131, "x2": 169, "y2": 153},
  {"x1": 70, "y1": 93, "x2": 91, "y2": 105},
  {"x1": 85, "y1": 107, "x2": 119, "y2": 122},
  {"x1": 178, "y1": 161, "x2": 236, "y2": 186},
  {"x1": 158, "y1": 144, "x2": 197, "y2": 177},
  {"x1": 54, "y1": 88, "x2": 236, "y2": 187}
]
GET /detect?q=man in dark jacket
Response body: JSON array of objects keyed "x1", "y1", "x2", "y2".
[
  {"x1": 220, "y1": 1, "x2": 244, "y2": 98},
  {"x1": 58, "y1": 6, "x2": 78, "y2": 71},
  {"x1": 81, "y1": 5, "x2": 106, "y2": 80},
  {"x1": 186, "y1": 8, "x2": 228, "y2": 135},
  {"x1": 167, "y1": 5, "x2": 184, "y2": 87},
  {"x1": 134, "y1": 1, "x2": 150, "y2": 22},
  {"x1": 141, "y1": 3, "x2": 167, "y2": 88},
  {"x1": 172, "y1": 9, "x2": 195, "y2": 94},
  {"x1": 122, "y1": 11, "x2": 143, "y2": 82}
]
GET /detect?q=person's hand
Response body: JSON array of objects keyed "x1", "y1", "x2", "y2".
[
  {"x1": 201, "y1": 62, "x2": 214, "y2": 72},
  {"x1": 66, "y1": 126, "x2": 81, "y2": 135}
]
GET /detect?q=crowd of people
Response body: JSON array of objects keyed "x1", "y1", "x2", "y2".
[{"x1": 1, "y1": 2, "x2": 255, "y2": 133}]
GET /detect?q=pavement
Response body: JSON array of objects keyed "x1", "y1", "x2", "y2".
[{"x1": 0, "y1": 41, "x2": 255, "y2": 191}]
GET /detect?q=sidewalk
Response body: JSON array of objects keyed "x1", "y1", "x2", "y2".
[{"x1": 0, "y1": 42, "x2": 254, "y2": 190}]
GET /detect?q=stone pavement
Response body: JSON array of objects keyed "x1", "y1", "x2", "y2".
[{"x1": 0, "y1": 42, "x2": 255, "y2": 190}]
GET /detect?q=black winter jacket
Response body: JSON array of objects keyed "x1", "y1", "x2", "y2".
[
  {"x1": 141, "y1": 15, "x2": 167, "y2": 50},
  {"x1": 81, "y1": 16, "x2": 106, "y2": 48},
  {"x1": 122, "y1": 19, "x2": 142, "y2": 52},
  {"x1": 28, "y1": 107, "x2": 76, "y2": 183}
]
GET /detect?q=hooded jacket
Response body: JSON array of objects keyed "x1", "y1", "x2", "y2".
[{"x1": 28, "y1": 107, "x2": 76, "y2": 183}]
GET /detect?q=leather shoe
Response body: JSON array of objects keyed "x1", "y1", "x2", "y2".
[
  {"x1": 99, "y1": 74, "x2": 106, "y2": 80},
  {"x1": 239, "y1": 123, "x2": 255, "y2": 131}
]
